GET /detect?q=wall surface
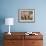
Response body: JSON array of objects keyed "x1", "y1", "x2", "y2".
[
  {"x1": 0, "y1": 0, "x2": 46, "y2": 46},
  {"x1": 0, "y1": 0, "x2": 46, "y2": 32}
]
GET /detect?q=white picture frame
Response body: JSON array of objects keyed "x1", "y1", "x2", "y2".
[{"x1": 18, "y1": 9, "x2": 35, "y2": 23}]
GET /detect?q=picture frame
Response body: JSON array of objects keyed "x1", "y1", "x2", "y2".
[{"x1": 18, "y1": 9, "x2": 35, "y2": 23}]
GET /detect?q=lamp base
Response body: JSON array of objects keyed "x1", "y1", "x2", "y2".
[{"x1": 8, "y1": 32, "x2": 11, "y2": 35}]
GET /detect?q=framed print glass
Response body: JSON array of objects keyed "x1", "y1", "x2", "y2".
[{"x1": 18, "y1": 9, "x2": 35, "y2": 23}]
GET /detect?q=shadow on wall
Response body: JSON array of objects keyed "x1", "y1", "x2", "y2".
[{"x1": 0, "y1": 16, "x2": 5, "y2": 46}]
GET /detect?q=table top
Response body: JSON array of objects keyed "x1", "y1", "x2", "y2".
[{"x1": 4, "y1": 32, "x2": 43, "y2": 40}]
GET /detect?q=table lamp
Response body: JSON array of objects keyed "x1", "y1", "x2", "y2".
[{"x1": 5, "y1": 18, "x2": 14, "y2": 35}]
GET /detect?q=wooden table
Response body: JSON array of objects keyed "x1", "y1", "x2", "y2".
[{"x1": 4, "y1": 32, "x2": 43, "y2": 46}]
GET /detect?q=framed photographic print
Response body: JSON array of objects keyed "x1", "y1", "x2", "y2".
[{"x1": 18, "y1": 9, "x2": 35, "y2": 23}]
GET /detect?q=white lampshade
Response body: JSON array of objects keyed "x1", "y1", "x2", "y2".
[{"x1": 5, "y1": 18, "x2": 14, "y2": 25}]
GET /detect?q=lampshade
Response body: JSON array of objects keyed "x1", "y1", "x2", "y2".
[{"x1": 5, "y1": 18, "x2": 14, "y2": 25}]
